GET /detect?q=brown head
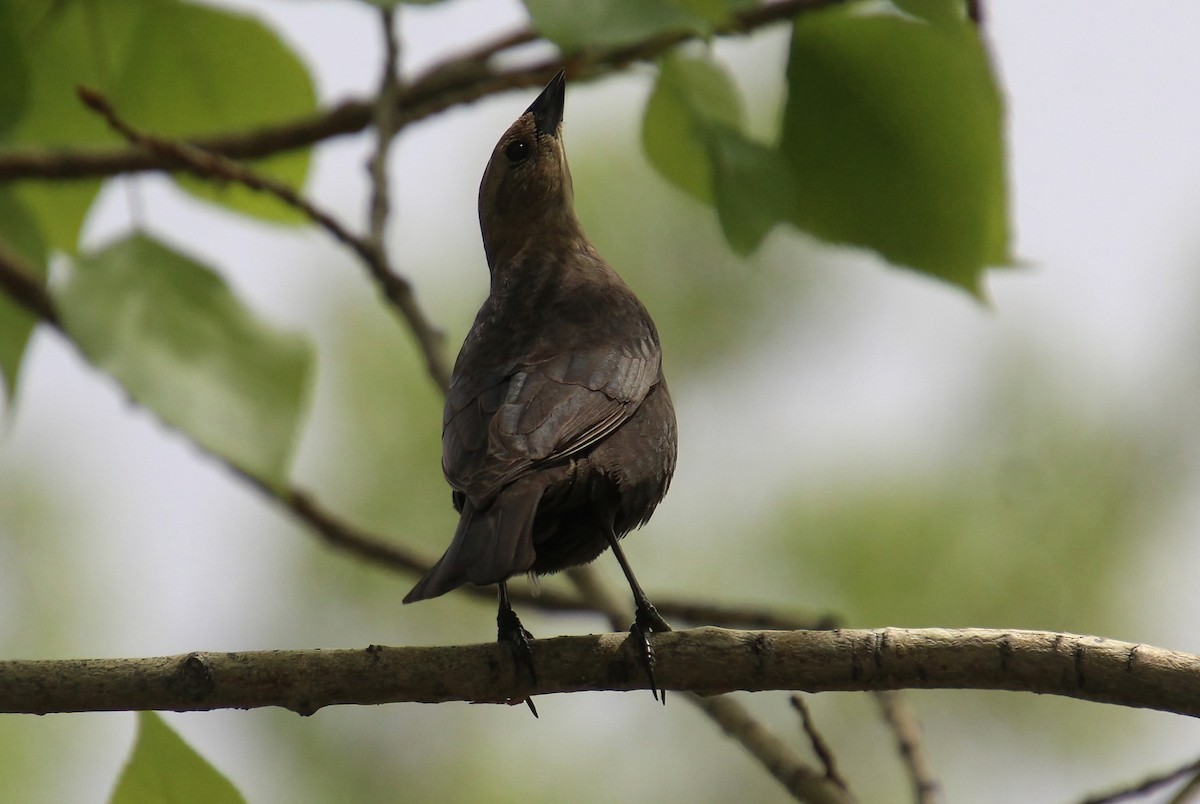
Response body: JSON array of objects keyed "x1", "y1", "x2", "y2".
[{"x1": 478, "y1": 70, "x2": 582, "y2": 272}]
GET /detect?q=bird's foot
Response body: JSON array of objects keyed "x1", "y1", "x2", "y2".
[
  {"x1": 497, "y1": 605, "x2": 538, "y2": 717},
  {"x1": 630, "y1": 601, "x2": 672, "y2": 704}
]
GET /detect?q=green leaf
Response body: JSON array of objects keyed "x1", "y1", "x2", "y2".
[
  {"x1": 110, "y1": 712, "x2": 244, "y2": 804},
  {"x1": 523, "y1": 0, "x2": 754, "y2": 51},
  {"x1": 110, "y1": 1, "x2": 317, "y2": 224},
  {"x1": 4, "y1": 0, "x2": 146, "y2": 250},
  {"x1": 524, "y1": 0, "x2": 708, "y2": 51},
  {"x1": 0, "y1": 190, "x2": 47, "y2": 403},
  {"x1": 642, "y1": 54, "x2": 797, "y2": 253},
  {"x1": 6, "y1": 0, "x2": 317, "y2": 250},
  {"x1": 704, "y1": 127, "x2": 797, "y2": 254},
  {"x1": 0, "y1": 3, "x2": 31, "y2": 140},
  {"x1": 57, "y1": 234, "x2": 312, "y2": 489},
  {"x1": 642, "y1": 54, "x2": 744, "y2": 204},
  {"x1": 780, "y1": 2, "x2": 1010, "y2": 292}
]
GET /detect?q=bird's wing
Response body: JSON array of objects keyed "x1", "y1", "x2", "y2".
[{"x1": 442, "y1": 336, "x2": 660, "y2": 507}]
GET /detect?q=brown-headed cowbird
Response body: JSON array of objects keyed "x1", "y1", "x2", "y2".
[{"x1": 403, "y1": 70, "x2": 677, "y2": 706}]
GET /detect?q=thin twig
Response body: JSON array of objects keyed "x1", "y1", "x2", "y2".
[
  {"x1": 694, "y1": 694, "x2": 853, "y2": 804},
  {"x1": 76, "y1": 85, "x2": 452, "y2": 391},
  {"x1": 1081, "y1": 755, "x2": 1200, "y2": 804},
  {"x1": 0, "y1": 0, "x2": 843, "y2": 182},
  {"x1": 874, "y1": 690, "x2": 942, "y2": 804},
  {"x1": 790, "y1": 694, "x2": 851, "y2": 794},
  {"x1": 565, "y1": 567, "x2": 852, "y2": 804},
  {"x1": 1168, "y1": 768, "x2": 1200, "y2": 804},
  {"x1": 0, "y1": 241, "x2": 59, "y2": 328},
  {"x1": 365, "y1": 7, "x2": 402, "y2": 266}
]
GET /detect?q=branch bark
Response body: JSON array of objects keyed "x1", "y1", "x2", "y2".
[
  {"x1": 3, "y1": 628, "x2": 1198, "y2": 719},
  {"x1": 0, "y1": 0, "x2": 842, "y2": 182}
]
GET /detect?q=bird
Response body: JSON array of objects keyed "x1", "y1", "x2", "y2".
[{"x1": 403, "y1": 70, "x2": 678, "y2": 709}]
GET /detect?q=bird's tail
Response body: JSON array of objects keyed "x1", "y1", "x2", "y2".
[{"x1": 403, "y1": 483, "x2": 542, "y2": 603}]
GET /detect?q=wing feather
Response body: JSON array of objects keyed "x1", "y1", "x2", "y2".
[{"x1": 443, "y1": 337, "x2": 660, "y2": 508}]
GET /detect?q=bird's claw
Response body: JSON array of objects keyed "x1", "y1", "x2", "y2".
[
  {"x1": 630, "y1": 602, "x2": 672, "y2": 704},
  {"x1": 497, "y1": 606, "x2": 539, "y2": 717}
]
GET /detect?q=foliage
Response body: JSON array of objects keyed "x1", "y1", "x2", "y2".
[{"x1": 110, "y1": 713, "x2": 244, "y2": 804}]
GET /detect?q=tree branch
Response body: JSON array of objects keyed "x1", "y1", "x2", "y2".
[
  {"x1": 0, "y1": 240, "x2": 58, "y2": 329},
  {"x1": 75, "y1": 85, "x2": 453, "y2": 391},
  {"x1": 0, "y1": 0, "x2": 843, "y2": 182},
  {"x1": 3, "y1": 628, "x2": 1198, "y2": 719},
  {"x1": 1080, "y1": 754, "x2": 1200, "y2": 804},
  {"x1": 696, "y1": 692, "x2": 852, "y2": 804},
  {"x1": 790, "y1": 694, "x2": 851, "y2": 794},
  {"x1": 365, "y1": 6, "x2": 402, "y2": 258},
  {"x1": 564, "y1": 567, "x2": 849, "y2": 803},
  {"x1": 874, "y1": 690, "x2": 942, "y2": 804}
]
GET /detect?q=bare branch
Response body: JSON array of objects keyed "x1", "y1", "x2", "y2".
[
  {"x1": 874, "y1": 690, "x2": 942, "y2": 804},
  {"x1": 1081, "y1": 755, "x2": 1200, "y2": 804},
  {"x1": 0, "y1": 0, "x2": 844, "y2": 182},
  {"x1": 3, "y1": 628, "x2": 1200, "y2": 721},
  {"x1": 790, "y1": 694, "x2": 851, "y2": 794},
  {"x1": 0, "y1": 241, "x2": 59, "y2": 329},
  {"x1": 695, "y1": 693, "x2": 853, "y2": 804},
  {"x1": 565, "y1": 567, "x2": 851, "y2": 804},
  {"x1": 1168, "y1": 769, "x2": 1200, "y2": 804},
  {"x1": 365, "y1": 6, "x2": 402, "y2": 275}
]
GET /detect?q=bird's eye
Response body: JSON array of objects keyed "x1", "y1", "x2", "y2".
[{"x1": 504, "y1": 140, "x2": 531, "y2": 164}]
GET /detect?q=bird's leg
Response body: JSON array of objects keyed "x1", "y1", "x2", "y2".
[
  {"x1": 496, "y1": 581, "x2": 538, "y2": 717},
  {"x1": 605, "y1": 532, "x2": 672, "y2": 704}
]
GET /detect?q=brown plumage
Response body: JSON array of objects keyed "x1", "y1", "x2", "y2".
[{"x1": 403, "y1": 71, "x2": 677, "y2": 704}]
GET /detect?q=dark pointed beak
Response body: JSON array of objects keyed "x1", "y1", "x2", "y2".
[{"x1": 526, "y1": 70, "x2": 566, "y2": 138}]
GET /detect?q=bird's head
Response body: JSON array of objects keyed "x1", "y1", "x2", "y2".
[{"x1": 478, "y1": 70, "x2": 579, "y2": 270}]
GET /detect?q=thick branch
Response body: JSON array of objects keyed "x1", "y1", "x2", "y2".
[
  {"x1": 3, "y1": 628, "x2": 1198, "y2": 719},
  {"x1": 0, "y1": 0, "x2": 841, "y2": 182}
]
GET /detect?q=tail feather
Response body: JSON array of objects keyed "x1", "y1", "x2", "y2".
[{"x1": 403, "y1": 483, "x2": 542, "y2": 603}]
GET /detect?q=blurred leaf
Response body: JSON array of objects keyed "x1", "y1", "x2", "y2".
[
  {"x1": 0, "y1": 190, "x2": 47, "y2": 403},
  {"x1": 57, "y1": 233, "x2": 312, "y2": 489},
  {"x1": 704, "y1": 127, "x2": 797, "y2": 254},
  {"x1": 110, "y1": 712, "x2": 244, "y2": 804},
  {"x1": 679, "y1": 0, "x2": 757, "y2": 27},
  {"x1": 780, "y1": 1, "x2": 1010, "y2": 292},
  {"x1": 642, "y1": 54, "x2": 744, "y2": 204},
  {"x1": 894, "y1": 0, "x2": 969, "y2": 27},
  {"x1": 0, "y1": 3, "x2": 31, "y2": 140},
  {"x1": 5, "y1": 0, "x2": 316, "y2": 250},
  {"x1": 111, "y1": 1, "x2": 317, "y2": 223},
  {"x1": 524, "y1": 0, "x2": 711, "y2": 51},
  {"x1": 5, "y1": 0, "x2": 146, "y2": 250}
]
